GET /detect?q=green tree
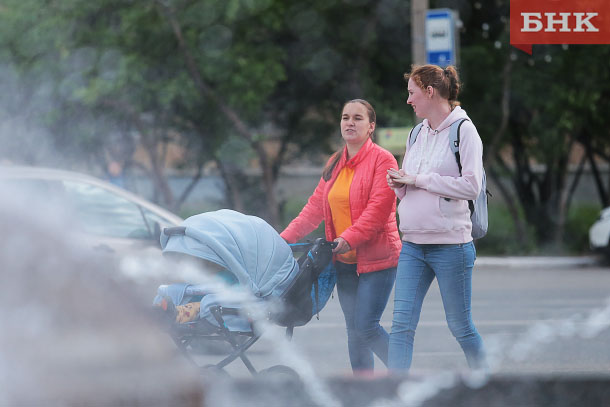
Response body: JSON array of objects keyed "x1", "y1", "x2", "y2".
[
  {"x1": 1, "y1": 0, "x2": 413, "y2": 227},
  {"x1": 455, "y1": 0, "x2": 610, "y2": 251}
]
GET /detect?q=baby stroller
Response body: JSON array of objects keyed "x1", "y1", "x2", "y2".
[{"x1": 153, "y1": 209, "x2": 336, "y2": 377}]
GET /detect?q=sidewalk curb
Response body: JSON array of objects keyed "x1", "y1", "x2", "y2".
[{"x1": 476, "y1": 256, "x2": 601, "y2": 268}]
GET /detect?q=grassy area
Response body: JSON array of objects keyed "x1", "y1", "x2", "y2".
[
  {"x1": 462, "y1": 202, "x2": 602, "y2": 256},
  {"x1": 280, "y1": 196, "x2": 326, "y2": 241},
  {"x1": 280, "y1": 197, "x2": 602, "y2": 256},
  {"x1": 564, "y1": 203, "x2": 602, "y2": 254},
  {"x1": 175, "y1": 186, "x2": 602, "y2": 256}
]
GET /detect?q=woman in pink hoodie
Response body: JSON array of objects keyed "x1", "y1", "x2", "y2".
[
  {"x1": 386, "y1": 65, "x2": 486, "y2": 372},
  {"x1": 281, "y1": 99, "x2": 401, "y2": 374}
]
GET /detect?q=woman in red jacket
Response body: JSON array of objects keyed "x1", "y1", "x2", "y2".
[{"x1": 281, "y1": 99, "x2": 401, "y2": 374}]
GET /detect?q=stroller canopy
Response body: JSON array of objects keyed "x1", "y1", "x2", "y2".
[{"x1": 160, "y1": 209, "x2": 298, "y2": 299}]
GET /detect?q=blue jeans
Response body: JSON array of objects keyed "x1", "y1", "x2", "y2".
[
  {"x1": 388, "y1": 241, "x2": 485, "y2": 371},
  {"x1": 335, "y1": 262, "x2": 396, "y2": 372}
]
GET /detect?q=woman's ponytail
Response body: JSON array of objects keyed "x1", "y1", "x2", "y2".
[{"x1": 406, "y1": 64, "x2": 461, "y2": 108}]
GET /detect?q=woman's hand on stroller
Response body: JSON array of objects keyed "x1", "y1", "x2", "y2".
[{"x1": 332, "y1": 237, "x2": 351, "y2": 254}]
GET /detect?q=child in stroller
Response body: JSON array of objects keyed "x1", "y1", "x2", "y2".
[{"x1": 153, "y1": 209, "x2": 336, "y2": 376}]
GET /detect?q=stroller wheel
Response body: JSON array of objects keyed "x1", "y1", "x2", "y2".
[{"x1": 258, "y1": 365, "x2": 300, "y2": 382}]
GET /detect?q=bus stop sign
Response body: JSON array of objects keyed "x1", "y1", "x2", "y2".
[{"x1": 426, "y1": 9, "x2": 457, "y2": 67}]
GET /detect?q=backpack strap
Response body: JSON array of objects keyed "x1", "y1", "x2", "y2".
[
  {"x1": 408, "y1": 122, "x2": 424, "y2": 149},
  {"x1": 448, "y1": 118, "x2": 474, "y2": 215},
  {"x1": 448, "y1": 118, "x2": 469, "y2": 175}
]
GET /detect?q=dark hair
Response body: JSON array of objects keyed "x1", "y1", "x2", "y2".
[
  {"x1": 404, "y1": 64, "x2": 461, "y2": 108},
  {"x1": 322, "y1": 99, "x2": 376, "y2": 181}
]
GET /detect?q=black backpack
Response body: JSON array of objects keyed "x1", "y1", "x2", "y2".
[{"x1": 273, "y1": 238, "x2": 335, "y2": 335}]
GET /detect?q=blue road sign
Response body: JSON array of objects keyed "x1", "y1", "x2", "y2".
[{"x1": 426, "y1": 9, "x2": 456, "y2": 67}]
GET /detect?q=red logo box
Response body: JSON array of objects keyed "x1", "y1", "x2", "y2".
[{"x1": 510, "y1": 0, "x2": 610, "y2": 54}]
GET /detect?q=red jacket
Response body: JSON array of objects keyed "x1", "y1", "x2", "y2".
[{"x1": 281, "y1": 138, "x2": 401, "y2": 274}]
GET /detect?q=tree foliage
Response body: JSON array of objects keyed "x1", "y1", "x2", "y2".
[
  {"x1": 454, "y1": 0, "x2": 610, "y2": 250},
  {"x1": 0, "y1": 0, "x2": 412, "y2": 225},
  {"x1": 3, "y1": 0, "x2": 609, "y2": 251}
]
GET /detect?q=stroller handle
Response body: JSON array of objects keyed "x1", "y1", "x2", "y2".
[{"x1": 289, "y1": 238, "x2": 337, "y2": 252}]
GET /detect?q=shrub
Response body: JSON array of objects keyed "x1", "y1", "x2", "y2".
[
  {"x1": 563, "y1": 203, "x2": 602, "y2": 254},
  {"x1": 474, "y1": 203, "x2": 537, "y2": 255},
  {"x1": 279, "y1": 196, "x2": 325, "y2": 240}
]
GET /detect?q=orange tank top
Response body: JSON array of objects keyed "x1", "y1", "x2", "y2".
[{"x1": 328, "y1": 167, "x2": 357, "y2": 263}]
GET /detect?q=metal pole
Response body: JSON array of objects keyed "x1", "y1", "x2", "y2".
[
  {"x1": 411, "y1": 0, "x2": 429, "y2": 66},
  {"x1": 410, "y1": 0, "x2": 428, "y2": 126}
]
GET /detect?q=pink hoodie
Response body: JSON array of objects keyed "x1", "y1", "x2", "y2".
[{"x1": 395, "y1": 107, "x2": 483, "y2": 244}]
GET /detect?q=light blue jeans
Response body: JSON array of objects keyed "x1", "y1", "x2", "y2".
[
  {"x1": 388, "y1": 241, "x2": 485, "y2": 371},
  {"x1": 335, "y1": 261, "x2": 396, "y2": 372}
]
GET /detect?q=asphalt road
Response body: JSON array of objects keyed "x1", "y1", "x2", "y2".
[{"x1": 192, "y1": 260, "x2": 610, "y2": 379}]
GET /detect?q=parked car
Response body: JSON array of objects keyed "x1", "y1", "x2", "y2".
[
  {"x1": 0, "y1": 165, "x2": 183, "y2": 256},
  {"x1": 589, "y1": 206, "x2": 610, "y2": 257},
  {"x1": 1, "y1": 165, "x2": 251, "y2": 355}
]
